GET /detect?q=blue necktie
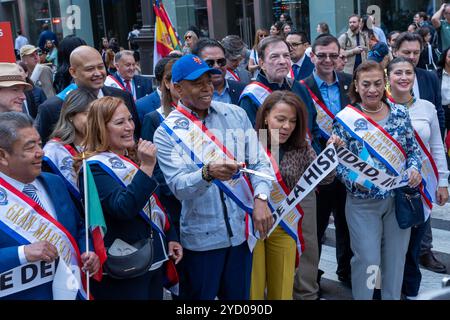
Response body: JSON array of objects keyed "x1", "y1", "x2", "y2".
[
  {"x1": 23, "y1": 184, "x2": 44, "y2": 209},
  {"x1": 292, "y1": 64, "x2": 300, "y2": 79}
]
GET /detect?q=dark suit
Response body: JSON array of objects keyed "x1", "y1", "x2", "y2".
[
  {"x1": 35, "y1": 86, "x2": 141, "y2": 144},
  {"x1": 111, "y1": 72, "x2": 153, "y2": 100},
  {"x1": 136, "y1": 91, "x2": 161, "y2": 124},
  {"x1": 141, "y1": 111, "x2": 181, "y2": 236},
  {"x1": 83, "y1": 163, "x2": 177, "y2": 300},
  {"x1": 239, "y1": 71, "x2": 322, "y2": 154},
  {"x1": 301, "y1": 71, "x2": 353, "y2": 282},
  {"x1": 294, "y1": 55, "x2": 315, "y2": 81},
  {"x1": 24, "y1": 86, "x2": 47, "y2": 119},
  {"x1": 227, "y1": 79, "x2": 246, "y2": 105},
  {"x1": 416, "y1": 67, "x2": 445, "y2": 139},
  {"x1": 0, "y1": 172, "x2": 87, "y2": 300}
]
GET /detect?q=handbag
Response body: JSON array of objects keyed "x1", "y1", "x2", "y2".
[
  {"x1": 104, "y1": 236, "x2": 154, "y2": 279},
  {"x1": 394, "y1": 186, "x2": 425, "y2": 229}
]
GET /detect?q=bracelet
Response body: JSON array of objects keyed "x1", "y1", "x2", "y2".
[{"x1": 202, "y1": 164, "x2": 213, "y2": 182}]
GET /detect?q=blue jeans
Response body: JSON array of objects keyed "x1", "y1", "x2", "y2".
[{"x1": 402, "y1": 217, "x2": 430, "y2": 297}]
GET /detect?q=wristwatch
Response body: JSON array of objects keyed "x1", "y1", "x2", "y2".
[{"x1": 255, "y1": 193, "x2": 268, "y2": 201}]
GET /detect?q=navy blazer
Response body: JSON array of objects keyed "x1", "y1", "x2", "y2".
[
  {"x1": 141, "y1": 112, "x2": 182, "y2": 230},
  {"x1": 35, "y1": 86, "x2": 141, "y2": 144},
  {"x1": 301, "y1": 71, "x2": 352, "y2": 149},
  {"x1": 227, "y1": 79, "x2": 246, "y2": 105},
  {"x1": 111, "y1": 72, "x2": 153, "y2": 100},
  {"x1": 295, "y1": 55, "x2": 315, "y2": 81},
  {"x1": 416, "y1": 67, "x2": 445, "y2": 139},
  {"x1": 0, "y1": 172, "x2": 86, "y2": 300},
  {"x1": 136, "y1": 91, "x2": 161, "y2": 124},
  {"x1": 239, "y1": 72, "x2": 322, "y2": 154}
]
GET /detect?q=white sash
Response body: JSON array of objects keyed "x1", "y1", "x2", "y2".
[
  {"x1": 301, "y1": 80, "x2": 335, "y2": 139},
  {"x1": 239, "y1": 82, "x2": 272, "y2": 107},
  {"x1": 335, "y1": 105, "x2": 407, "y2": 175},
  {"x1": 104, "y1": 75, "x2": 126, "y2": 91},
  {"x1": 160, "y1": 106, "x2": 258, "y2": 250},
  {"x1": 0, "y1": 178, "x2": 86, "y2": 299},
  {"x1": 43, "y1": 140, "x2": 80, "y2": 201},
  {"x1": 264, "y1": 149, "x2": 304, "y2": 255},
  {"x1": 86, "y1": 152, "x2": 167, "y2": 235}
]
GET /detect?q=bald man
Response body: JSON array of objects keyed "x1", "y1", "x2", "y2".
[{"x1": 35, "y1": 45, "x2": 141, "y2": 143}]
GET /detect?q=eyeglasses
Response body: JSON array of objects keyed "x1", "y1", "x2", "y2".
[
  {"x1": 288, "y1": 42, "x2": 307, "y2": 48},
  {"x1": 204, "y1": 58, "x2": 227, "y2": 68},
  {"x1": 185, "y1": 35, "x2": 192, "y2": 40},
  {"x1": 314, "y1": 53, "x2": 340, "y2": 61}
]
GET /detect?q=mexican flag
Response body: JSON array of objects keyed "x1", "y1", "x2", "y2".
[{"x1": 83, "y1": 159, "x2": 107, "y2": 282}]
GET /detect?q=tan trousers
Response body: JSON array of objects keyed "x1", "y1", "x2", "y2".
[{"x1": 293, "y1": 191, "x2": 319, "y2": 300}]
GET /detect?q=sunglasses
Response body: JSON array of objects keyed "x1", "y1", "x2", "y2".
[
  {"x1": 185, "y1": 35, "x2": 192, "y2": 40},
  {"x1": 204, "y1": 58, "x2": 227, "y2": 68}
]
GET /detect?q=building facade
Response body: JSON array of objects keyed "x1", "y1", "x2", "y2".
[{"x1": 0, "y1": 0, "x2": 444, "y2": 63}]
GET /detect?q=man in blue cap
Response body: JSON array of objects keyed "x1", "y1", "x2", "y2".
[{"x1": 153, "y1": 54, "x2": 273, "y2": 300}]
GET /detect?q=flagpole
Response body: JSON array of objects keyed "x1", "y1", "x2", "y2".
[{"x1": 82, "y1": 154, "x2": 90, "y2": 300}]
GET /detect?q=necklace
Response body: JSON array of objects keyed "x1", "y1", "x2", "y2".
[{"x1": 360, "y1": 102, "x2": 384, "y2": 113}]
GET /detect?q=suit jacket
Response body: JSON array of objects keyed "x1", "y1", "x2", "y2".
[
  {"x1": 301, "y1": 71, "x2": 352, "y2": 150},
  {"x1": 24, "y1": 86, "x2": 47, "y2": 119},
  {"x1": 135, "y1": 91, "x2": 161, "y2": 124},
  {"x1": 35, "y1": 86, "x2": 141, "y2": 144},
  {"x1": 239, "y1": 71, "x2": 322, "y2": 154},
  {"x1": 416, "y1": 67, "x2": 445, "y2": 139},
  {"x1": 0, "y1": 172, "x2": 86, "y2": 300},
  {"x1": 294, "y1": 55, "x2": 315, "y2": 81},
  {"x1": 227, "y1": 79, "x2": 246, "y2": 105},
  {"x1": 111, "y1": 72, "x2": 153, "y2": 100}
]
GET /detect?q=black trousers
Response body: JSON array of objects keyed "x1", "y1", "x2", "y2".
[{"x1": 316, "y1": 179, "x2": 353, "y2": 278}]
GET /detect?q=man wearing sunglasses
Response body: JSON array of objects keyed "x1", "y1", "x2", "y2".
[
  {"x1": 192, "y1": 39, "x2": 246, "y2": 105},
  {"x1": 299, "y1": 34, "x2": 353, "y2": 295},
  {"x1": 286, "y1": 31, "x2": 314, "y2": 81}
]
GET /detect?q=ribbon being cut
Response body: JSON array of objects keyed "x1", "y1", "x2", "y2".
[{"x1": 266, "y1": 144, "x2": 410, "y2": 237}]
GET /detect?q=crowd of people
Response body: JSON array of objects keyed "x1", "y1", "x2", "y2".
[{"x1": 1, "y1": 5, "x2": 450, "y2": 301}]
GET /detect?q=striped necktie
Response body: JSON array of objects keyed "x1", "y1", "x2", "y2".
[{"x1": 23, "y1": 183, "x2": 44, "y2": 209}]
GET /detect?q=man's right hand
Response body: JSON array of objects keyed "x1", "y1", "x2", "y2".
[
  {"x1": 24, "y1": 241, "x2": 58, "y2": 263},
  {"x1": 208, "y1": 161, "x2": 243, "y2": 181}
]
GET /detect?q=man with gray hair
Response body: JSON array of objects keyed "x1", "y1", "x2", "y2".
[
  {"x1": 0, "y1": 112, "x2": 100, "y2": 299},
  {"x1": 104, "y1": 50, "x2": 153, "y2": 100},
  {"x1": 221, "y1": 35, "x2": 252, "y2": 84}
]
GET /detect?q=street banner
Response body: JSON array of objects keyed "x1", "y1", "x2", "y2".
[{"x1": 0, "y1": 22, "x2": 16, "y2": 62}]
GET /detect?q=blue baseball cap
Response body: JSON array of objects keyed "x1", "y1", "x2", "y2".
[{"x1": 172, "y1": 54, "x2": 221, "y2": 83}]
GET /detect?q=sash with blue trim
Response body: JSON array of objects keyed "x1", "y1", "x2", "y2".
[
  {"x1": 239, "y1": 81, "x2": 272, "y2": 106},
  {"x1": 160, "y1": 105, "x2": 259, "y2": 250},
  {"x1": 0, "y1": 177, "x2": 87, "y2": 299},
  {"x1": 335, "y1": 104, "x2": 432, "y2": 219},
  {"x1": 43, "y1": 139, "x2": 81, "y2": 202}
]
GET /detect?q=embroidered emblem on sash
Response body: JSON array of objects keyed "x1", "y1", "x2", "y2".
[
  {"x1": 354, "y1": 119, "x2": 368, "y2": 131},
  {"x1": 60, "y1": 156, "x2": 74, "y2": 172},
  {"x1": 174, "y1": 118, "x2": 189, "y2": 130},
  {"x1": 0, "y1": 187, "x2": 8, "y2": 205},
  {"x1": 109, "y1": 157, "x2": 126, "y2": 169}
]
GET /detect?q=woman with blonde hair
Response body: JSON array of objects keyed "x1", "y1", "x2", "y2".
[
  {"x1": 248, "y1": 29, "x2": 269, "y2": 75},
  {"x1": 74, "y1": 96, "x2": 182, "y2": 299},
  {"x1": 182, "y1": 30, "x2": 199, "y2": 55}
]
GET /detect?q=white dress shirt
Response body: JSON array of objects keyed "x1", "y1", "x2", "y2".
[{"x1": 441, "y1": 70, "x2": 450, "y2": 106}]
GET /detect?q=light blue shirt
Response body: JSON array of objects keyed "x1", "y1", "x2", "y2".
[
  {"x1": 212, "y1": 80, "x2": 232, "y2": 104},
  {"x1": 153, "y1": 101, "x2": 272, "y2": 251},
  {"x1": 313, "y1": 70, "x2": 342, "y2": 115}
]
